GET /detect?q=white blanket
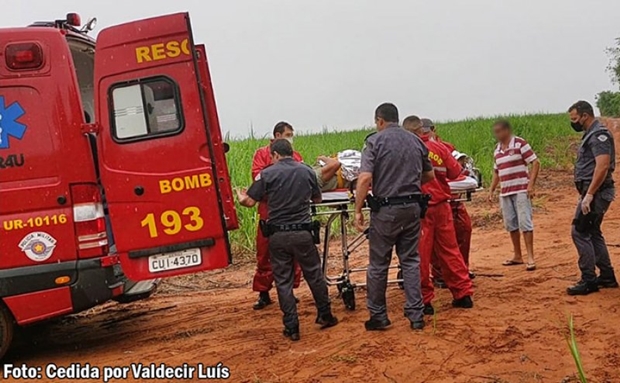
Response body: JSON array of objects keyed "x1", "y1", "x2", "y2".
[
  {"x1": 319, "y1": 175, "x2": 480, "y2": 203},
  {"x1": 321, "y1": 190, "x2": 351, "y2": 202},
  {"x1": 449, "y1": 176, "x2": 479, "y2": 192}
]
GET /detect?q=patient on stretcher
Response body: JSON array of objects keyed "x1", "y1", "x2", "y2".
[
  {"x1": 313, "y1": 149, "x2": 480, "y2": 203},
  {"x1": 314, "y1": 156, "x2": 349, "y2": 192},
  {"x1": 313, "y1": 150, "x2": 362, "y2": 192}
]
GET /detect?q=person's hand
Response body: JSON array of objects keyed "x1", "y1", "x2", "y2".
[
  {"x1": 487, "y1": 190, "x2": 495, "y2": 203},
  {"x1": 527, "y1": 186, "x2": 536, "y2": 199},
  {"x1": 235, "y1": 188, "x2": 247, "y2": 202},
  {"x1": 581, "y1": 193, "x2": 594, "y2": 215},
  {"x1": 354, "y1": 212, "x2": 365, "y2": 232}
]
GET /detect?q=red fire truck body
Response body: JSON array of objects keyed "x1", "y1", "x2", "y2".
[{"x1": 0, "y1": 12, "x2": 238, "y2": 358}]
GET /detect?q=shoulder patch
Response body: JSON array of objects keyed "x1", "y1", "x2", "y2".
[
  {"x1": 364, "y1": 132, "x2": 377, "y2": 142},
  {"x1": 254, "y1": 172, "x2": 262, "y2": 181},
  {"x1": 363, "y1": 131, "x2": 377, "y2": 151},
  {"x1": 598, "y1": 135, "x2": 608, "y2": 142}
]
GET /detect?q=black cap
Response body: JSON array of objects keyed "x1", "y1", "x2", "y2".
[{"x1": 421, "y1": 118, "x2": 434, "y2": 132}]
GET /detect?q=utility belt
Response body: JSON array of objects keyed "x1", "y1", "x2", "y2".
[
  {"x1": 259, "y1": 220, "x2": 321, "y2": 244},
  {"x1": 366, "y1": 194, "x2": 432, "y2": 218},
  {"x1": 574, "y1": 179, "x2": 614, "y2": 195}
]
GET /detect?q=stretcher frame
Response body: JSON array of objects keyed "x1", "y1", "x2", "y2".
[{"x1": 311, "y1": 178, "x2": 483, "y2": 311}]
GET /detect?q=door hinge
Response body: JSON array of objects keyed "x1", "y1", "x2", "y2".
[{"x1": 81, "y1": 122, "x2": 101, "y2": 135}]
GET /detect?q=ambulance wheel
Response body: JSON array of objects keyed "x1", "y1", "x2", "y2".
[
  {"x1": 397, "y1": 270, "x2": 404, "y2": 290},
  {"x1": 0, "y1": 304, "x2": 15, "y2": 360},
  {"x1": 341, "y1": 285, "x2": 356, "y2": 311}
]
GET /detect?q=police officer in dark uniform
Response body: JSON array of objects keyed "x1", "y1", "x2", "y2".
[
  {"x1": 566, "y1": 100, "x2": 617, "y2": 296},
  {"x1": 237, "y1": 139, "x2": 339, "y2": 340},
  {"x1": 355, "y1": 103, "x2": 435, "y2": 331}
]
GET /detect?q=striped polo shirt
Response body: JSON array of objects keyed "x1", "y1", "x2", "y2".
[{"x1": 493, "y1": 136, "x2": 537, "y2": 196}]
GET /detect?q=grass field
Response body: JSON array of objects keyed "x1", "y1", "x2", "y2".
[{"x1": 226, "y1": 113, "x2": 577, "y2": 255}]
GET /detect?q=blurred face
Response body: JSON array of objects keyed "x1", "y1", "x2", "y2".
[
  {"x1": 429, "y1": 126, "x2": 437, "y2": 139},
  {"x1": 275, "y1": 127, "x2": 295, "y2": 144},
  {"x1": 493, "y1": 124, "x2": 510, "y2": 142}
]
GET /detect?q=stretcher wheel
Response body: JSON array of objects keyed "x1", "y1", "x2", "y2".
[
  {"x1": 341, "y1": 284, "x2": 356, "y2": 311},
  {"x1": 0, "y1": 304, "x2": 15, "y2": 360},
  {"x1": 397, "y1": 269, "x2": 404, "y2": 290},
  {"x1": 336, "y1": 276, "x2": 345, "y2": 293}
]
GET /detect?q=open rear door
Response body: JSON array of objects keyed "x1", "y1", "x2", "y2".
[
  {"x1": 195, "y1": 44, "x2": 238, "y2": 231},
  {"x1": 93, "y1": 13, "x2": 232, "y2": 280}
]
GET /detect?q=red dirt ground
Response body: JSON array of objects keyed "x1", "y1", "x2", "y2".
[{"x1": 3, "y1": 120, "x2": 620, "y2": 383}]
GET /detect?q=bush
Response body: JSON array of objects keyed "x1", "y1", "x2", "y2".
[{"x1": 596, "y1": 91, "x2": 620, "y2": 117}]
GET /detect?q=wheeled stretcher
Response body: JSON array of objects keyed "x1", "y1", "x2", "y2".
[{"x1": 310, "y1": 175, "x2": 483, "y2": 311}]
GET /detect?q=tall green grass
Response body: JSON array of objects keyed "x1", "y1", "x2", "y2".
[{"x1": 226, "y1": 113, "x2": 577, "y2": 255}]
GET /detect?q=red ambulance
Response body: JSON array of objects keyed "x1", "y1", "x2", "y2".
[{"x1": 0, "y1": 12, "x2": 238, "y2": 358}]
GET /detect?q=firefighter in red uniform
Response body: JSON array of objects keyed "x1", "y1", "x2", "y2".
[
  {"x1": 422, "y1": 118, "x2": 475, "y2": 287},
  {"x1": 423, "y1": 118, "x2": 455, "y2": 152},
  {"x1": 450, "y1": 153, "x2": 474, "y2": 277},
  {"x1": 403, "y1": 116, "x2": 474, "y2": 313},
  {"x1": 251, "y1": 121, "x2": 303, "y2": 309}
]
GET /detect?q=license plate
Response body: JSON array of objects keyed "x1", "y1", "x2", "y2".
[{"x1": 148, "y1": 248, "x2": 202, "y2": 273}]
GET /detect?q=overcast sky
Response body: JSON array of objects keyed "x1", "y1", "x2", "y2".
[{"x1": 3, "y1": 0, "x2": 620, "y2": 137}]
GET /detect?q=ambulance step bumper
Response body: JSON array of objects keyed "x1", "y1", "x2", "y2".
[{"x1": 113, "y1": 279, "x2": 160, "y2": 304}]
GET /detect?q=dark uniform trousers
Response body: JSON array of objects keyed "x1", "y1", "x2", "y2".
[
  {"x1": 367, "y1": 204, "x2": 424, "y2": 323},
  {"x1": 572, "y1": 185, "x2": 616, "y2": 282},
  {"x1": 269, "y1": 231, "x2": 331, "y2": 329}
]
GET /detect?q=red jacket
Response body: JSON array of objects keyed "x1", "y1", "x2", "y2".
[
  {"x1": 421, "y1": 136, "x2": 462, "y2": 205},
  {"x1": 251, "y1": 142, "x2": 303, "y2": 180}
]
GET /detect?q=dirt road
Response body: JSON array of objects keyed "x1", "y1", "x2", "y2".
[{"x1": 3, "y1": 121, "x2": 620, "y2": 383}]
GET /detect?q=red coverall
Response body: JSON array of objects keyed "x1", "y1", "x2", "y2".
[
  {"x1": 430, "y1": 139, "x2": 473, "y2": 281},
  {"x1": 251, "y1": 144, "x2": 303, "y2": 292},
  {"x1": 431, "y1": 175, "x2": 473, "y2": 280},
  {"x1": 420, "y1": 136, "x2": 474, "y2": 304}
]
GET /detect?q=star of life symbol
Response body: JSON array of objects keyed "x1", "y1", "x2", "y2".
[{"x1": 0, "y1": 96, "x2": 27, "y2": 149}]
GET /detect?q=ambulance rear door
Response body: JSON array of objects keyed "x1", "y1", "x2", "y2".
[
  {"x1": 93, "y1": 13, "x2": 232, "y2": 280},
  {"x1": 195, "y1": 44, "x2": 238, "y2": 231}
]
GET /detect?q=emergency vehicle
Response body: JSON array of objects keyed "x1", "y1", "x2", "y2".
[{"x1": 0, "y1": 12, "x2": 238, "y2": 358}]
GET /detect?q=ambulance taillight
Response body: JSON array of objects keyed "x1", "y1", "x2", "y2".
[
  {"x1": 5, "y1": 43, "x2": 44, "y2": 71},
  {"x1": 70, "y1": 184, "x2": 109, "y2": 258}
]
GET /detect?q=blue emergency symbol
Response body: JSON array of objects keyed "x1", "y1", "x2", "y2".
[{"x1": 0, "y1": 96, "x2": 27, "y2": 150}]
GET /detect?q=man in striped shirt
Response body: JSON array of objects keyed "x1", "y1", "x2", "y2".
[{"x1": 488, "y1": 120, "x2": 540, "y2": 271}]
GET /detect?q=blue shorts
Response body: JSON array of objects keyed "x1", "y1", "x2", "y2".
[{"x1": 500, "y1": 192, "x2": 534, "y2": 232}]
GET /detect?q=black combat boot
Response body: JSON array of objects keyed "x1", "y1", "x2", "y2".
[
  {"x1": 364, "y1": 317, "x2": 392, "y2": 331},
  {"x1": 410, "y1": 320, "x2": 425, "y2": 331},
  {"x1": 423, "y1": 304, "x2": 435, "y2": 316},
  {"x1": 316, "y1": 313, "x2": 339, "y2": 329},
  {"x1": 452, "y1": 296, "x2": 474, "y2": 309},
  {"x1": 283, "y1": 326, "x2": 300, "y2": 341},
  {"x1": 595, "y1": 275, "x2": 619, "y2": 289},
  {"x1": 567, "y1": 280, "x2": 600, "y2": 296},
  {"x1": 253, "y1": 292, "x2": 272, "y2": 310}
]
